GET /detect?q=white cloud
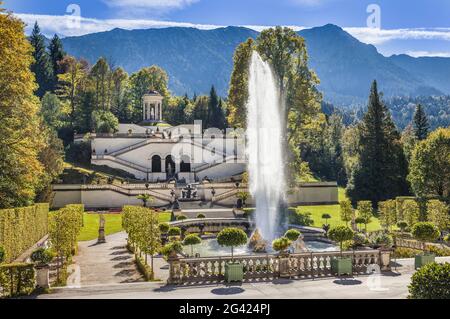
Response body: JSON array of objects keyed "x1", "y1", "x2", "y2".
[
  {"x1": 14, "y1": 12, "x2": 450, "y2": 50},
  {"x1": 406, "y1": 51, "x2": 450, "y2": 58},
  {"x1": 344, "y1": 27, "x2": 450, "y2": 45},
  {"x1": 102, "y1": 0, "x2": 199, "y2": 9},
  {"x1": 16, "y1": 13, "x2": 222, "y2": 37}
]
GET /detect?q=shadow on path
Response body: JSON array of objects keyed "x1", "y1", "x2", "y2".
[
  {"x1": 333, "y1": 278, "x2": 362, "y2": 286},
  {"x1": 211, "y1": 287, "x2": 245, "y2": 295}
]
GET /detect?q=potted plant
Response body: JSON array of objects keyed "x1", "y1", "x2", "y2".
[
  {"x1": 30, "y1": 247, "x2": 54, "y2": 289},
  {"x1": 217, "y1": 228, "x2": 248, "y2": 282},
  {"x1": 411, "y1": 222, "x2": 440, "y2": 269},
  {"x1": 328, "y1": 226, "x2": 354, "y2": 276},
  {"x1": 272, "y1": 237, "x2": 292, "y2": 277},
  {"x1": 183, "y1": 234, "x2": 202, "y2": 257}
]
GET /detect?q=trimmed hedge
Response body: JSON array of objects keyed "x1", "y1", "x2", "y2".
[
  {"x1": 0, "y1": 204, "x2": 49, "y2": 263},
  {"x1": 409, "y1": 262, "x2": 450, "y2": 299},
  {"x1": 0, "y1": 263, "x2": 36, "y2": 297}
]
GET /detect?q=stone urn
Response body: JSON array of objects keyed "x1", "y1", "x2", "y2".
[
  {"x1": 278, "y1": 252, "x2": 291, "y2": 278},
  {"x1": 35, "y1": 264, "x2": 50, "y2": 289}
]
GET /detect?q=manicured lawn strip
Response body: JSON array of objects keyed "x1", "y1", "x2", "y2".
[
  {"x1": 78, "y1": 213, "x2": 124, "y2": 241},
  {"x1": 295, "y1": 188, "x2": 382, "y2": 232},
  {"x1": 77, "y1": 212, "x2": 172, "y2": 241}
]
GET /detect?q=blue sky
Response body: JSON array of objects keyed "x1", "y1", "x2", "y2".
[{"x1": 4, "y1": 0, "x2": 450, "y2": 57}]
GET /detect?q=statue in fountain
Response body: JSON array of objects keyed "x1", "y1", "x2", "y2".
[
  {"x1": 248, "y1": 229, "x2": 268, "y2": 253},
  {"x1": 292, "y1": 234, "x2": 308, "y2": 253}
]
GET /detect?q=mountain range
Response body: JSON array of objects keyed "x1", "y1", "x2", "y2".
[{"x1": 61, "y1": 24, "x2": 450, "y2": 107}]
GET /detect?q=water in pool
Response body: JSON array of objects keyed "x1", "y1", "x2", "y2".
[{"x1": 182, "y1": 238, "x2": 338, "y2": 258}]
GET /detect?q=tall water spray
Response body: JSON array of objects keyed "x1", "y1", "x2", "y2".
[{"x1": 247, "y1": 51, "x2": 286, "y2": 241}]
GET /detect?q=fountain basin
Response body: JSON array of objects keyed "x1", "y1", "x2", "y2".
[{"x1": 182, "y1": 238, "x2": 338, "y2": 258}]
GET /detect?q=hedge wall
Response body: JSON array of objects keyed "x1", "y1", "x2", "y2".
[
  {"x1": 0, "y1": 263, "x2": 35, "y2": 297},
  {"x1": 0, "y1": 204, "x2": 49, "y2": 263}
]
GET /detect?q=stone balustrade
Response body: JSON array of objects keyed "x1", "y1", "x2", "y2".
[{"x1": 167, "y1": 249, "x2": 391, "y2": 284}]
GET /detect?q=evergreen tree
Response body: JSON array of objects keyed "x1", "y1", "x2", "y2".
[
  {"x1": 29, "y1": 22, "x2": 53, "y2": 97},
  {"x1": 207, "y1": 86, "x2": 226, "y2": 129},
  {"x1": 347, "y1": 81, "x2": 409, "y2": 207},
  {"x1": 48, "y1": 34, "x2": 65, "y2": 91},
  {"x1": 413, "y1": 104, "x2": 429, "y2": 141}
]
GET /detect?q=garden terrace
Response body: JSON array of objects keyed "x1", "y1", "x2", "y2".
[{"x1": 167, "y1": 249, "x2": 391, "y2": 284}]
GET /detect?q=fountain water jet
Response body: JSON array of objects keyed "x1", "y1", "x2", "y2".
[{"x1": 247, "y1": 51, "x2": 286, "y2": 242}]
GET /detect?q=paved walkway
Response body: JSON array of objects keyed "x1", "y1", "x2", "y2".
[
  {"x1": 43, "y1": 257, "x2": 450, "y2": 299},
  {"x1": 67, "y1": 232, "x2": 143, "y2": 287}
]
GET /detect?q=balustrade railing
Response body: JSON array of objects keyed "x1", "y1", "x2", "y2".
[{"x1": 167, "y1": 249, "x2": 391, "y2": 284}]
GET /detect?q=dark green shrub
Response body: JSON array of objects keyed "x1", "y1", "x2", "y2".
[
  {"x1": 183, "y1": 234, "x2": 202, "y2": 256},
  {"x1": 284, "y1": 229, "x2": 301, "y2": 242},
  {"x1": 160, "y1": 241, "x2": 183, "y2": 258},
  {"x1": 167, "y1": 227, "x2": 181, "y2": 237},
  {"x1": 196, "y1": 213, "x2": 206, "y2": 219},
  {"x1": 272, "y1": 237, "x2": 292, "y2": 253},
  {"x1": 408, "y1": 262, "x2": 450, "y2": 299},
  {"x1": 328, "y1": 226, "x2": 354, "y2": 255},
  {"x1": 353, "y1": 233, "x2": 367, "y2": 247},
  {"x1": 30, "y1": 248, "x2": 54, "y2": 265},
  {"x1": 217, "y1": 228, "x2": 248, "y2": 259},
  {"x1": 373, "y1": 233, "x2": 393, "y2": 248},
  {"x1": 412, "y1": 222, "x2": 440, "y2": 251},
  {"x1": 176, "y1": 214, "x2": 188, "y2": 221},
  {"x1": 289, "y1": 210, "x2": 314, "y2": 227},
  {"x1": 158, "y1": 223, "x2": 170, "y2": 234},
  {"x1": 0, "y1": 263, "x2": 36, "y2": 297}
]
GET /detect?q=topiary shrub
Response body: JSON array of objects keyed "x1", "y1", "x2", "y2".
[
  {"x1": 272, "y1": 237, "x2": 292, "y2": 254},
  {"x1": 372, "y1": 233, "x2": 394, "y2": 249},
  {"x1": 328, "y1": 226, "x2": 354, "y2": 256},
  {"x1": 158, "y1": 223, "x2": 170, "y2": 234},
  {"x1": 353, "y1": 233, "x2": 367, "y2": 247},
  {"x1": 0, "y1": 246, "x2": 5, "y2": 264},
  {"x1": 408, "y1": 262, "x2": 450, "y2": 299},
  {"x1": 167, "y1": 227, "x2": 181, "y2": 237},
  {"x1": 196, "y1": 214, "x2": 206, "y2": 219},
  {"x1": 217, "y1": 228, "x2": 248, "y2": 260},
  {"x1": 321, "y1": 213, "x2": 332, "y2": 225},
  {"x1": 30, "y1": 248, "x2": 54, "y2": 265},
  {"x1": 284, "y1": 229, "x2": 301, "y2": 242},
  {"x1": 160, "y1": 241, "x2": 183, "y2": 258},
  {"x1": 176, "y1": 214, "x2": 188, "y2": 221},
  {"x1": 183, "y1": 234, "x2": 202, "y2": 256},
  {"x1": 412, "y1": 222, "x2": 440, "y2": 251}
]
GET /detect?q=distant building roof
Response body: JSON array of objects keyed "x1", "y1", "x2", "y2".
[{"x1": 145, "y1": 90, "x2": 162, "y2": 96}]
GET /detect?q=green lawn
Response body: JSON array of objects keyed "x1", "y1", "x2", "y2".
[
  {"x1": 294, "y1": 187, "x2": 383, "y2": 232},
  {"x1": 78, "y1": 213, "x2": 124, "y2": 241},
  {"x1": 78, "y1": 212, "x2": 172, "y2": 241}
]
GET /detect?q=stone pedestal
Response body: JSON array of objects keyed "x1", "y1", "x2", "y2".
[
  {"x1": 97, "y1": 214, "x2": 106, "y2": 244},
  {"x1": 168, "y1": 254, "x2": 181, "y2": 285},
  {"x1": 35, "y1": 265, "x2": 50, "y2": 289},
  {"x1": 278, "y1": 253, "x2": 291, "y2": 278},
  {"x1": 379, "y1": 249, "x2": 392, "y2": 271}
]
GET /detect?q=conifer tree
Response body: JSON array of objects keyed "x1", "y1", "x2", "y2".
[
  {"x1": 208, "y1": 86, "x2": 226, "y2": 129},
  {"x1": 29, "y1": 22, "x2": 53, "y2": 97},
  {"x1": 48, "y1": 34, "x2": 65, "y2": 91},
  {"x1": 347, "y1": 80, "x2": 409, "y2": 206},
  {"x1": 413, "y1": 104, "x2": 429, "y2": 141}
]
